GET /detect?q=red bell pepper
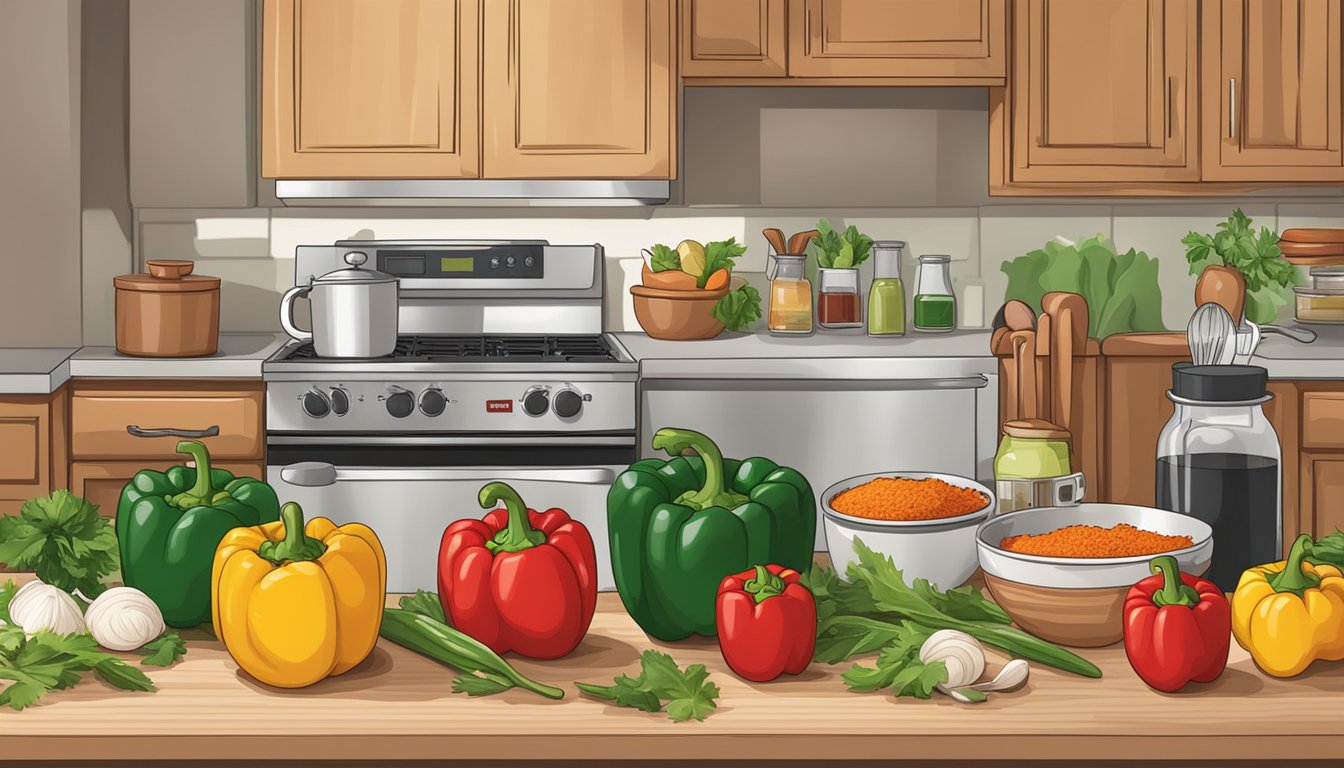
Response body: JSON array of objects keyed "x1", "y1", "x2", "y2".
[
  {"x1": 715, "y1": 564, "x2": 816, "y2": 682},
  {"x1": 1122, "y1": 555, "x2": 1231, "y2": 692},
  {"x1": 437, "y1": 482, "x2": 597, "y2": 660}
]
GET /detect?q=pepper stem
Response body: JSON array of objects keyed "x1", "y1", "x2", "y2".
[
  {"x1": 480, "y1": 482, "x2": 545, "y2": 554},
  {"x1": 258, "y1": 502, "x2": 327, "y2": 565},
  {"x1": 177, "y1": 440, "x2": 215, "y2": 501},
  {"x1": 743, "y1": 565, "x2": 786, "y2": 604},
  {"x1": 653, "y1": 428, "x2": 729, "y2": 510},
  {"x1": 1270, "y1": 534, "x2": 1321, "y2": 597},
  {"x1": 1149, "y1": 555, "x2": 1199, "y2": 608}
]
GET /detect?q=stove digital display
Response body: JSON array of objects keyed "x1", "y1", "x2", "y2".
[{"x1": 439, "y1": 256, "x2": 475, "y2": 273}]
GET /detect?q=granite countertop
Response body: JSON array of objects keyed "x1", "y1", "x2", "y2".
[
  {"x1": 69, "y1": 334, "x2": 288, "y2": 379},
  {"x1": 610, "y1": 329, "x2": 997, "y2": 380},
  {"x1": 1251, "y1": 323, "x2": 1344, "y2": 378},
  {"x1": 0, "y1": 348, "x2": 78, "y2": 394}
]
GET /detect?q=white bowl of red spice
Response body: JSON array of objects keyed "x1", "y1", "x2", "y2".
[
  {"x1": 821, "y1": 472, "x2": 995, "y2": 591},
  {"x1": 975, "y1": 504, "x2": 1213, "y2": 647}
]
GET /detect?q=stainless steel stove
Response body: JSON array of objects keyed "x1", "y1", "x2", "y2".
[{"x1": 263, "y1": 240, "x2": 637, "y2": 593}]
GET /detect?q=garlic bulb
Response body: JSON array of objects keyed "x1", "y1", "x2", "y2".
[
  {"x1": 8, "y1": 580, "x2": 87, "y2": 636},
  {"x1": 84, "y1": 586, "x2": 165, "y2": 651},
  {"x1": 919, "y1": 629, "x2": 986, "y2": 689}
]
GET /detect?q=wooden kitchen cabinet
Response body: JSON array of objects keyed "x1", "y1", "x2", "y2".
[
  {"x1": 0, "y1": 387, "x2": 68, "y2": 517},
  {"x1": 1201, "y1": 0, "x2": 1343, "y2": 182},
  {"x1": 786, "y1": 0, "x2": 1005, "y2": 81},
  {"x1": 682, "y1": 0, "x2": 787, "y2": 77},
  {"x1": 70, "y1": 460, "x2": 266, "y2": 519},
  {"x1": 482, "y1": 0, "x2": 676, "y2": 179},
  {"x1": 261, "y1": 0, "x2": 480, "y2": 179},
  {"x1": 1001, "y1": 0, "x2": 1199, "y2": 186}
]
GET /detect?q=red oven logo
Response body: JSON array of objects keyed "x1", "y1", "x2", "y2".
[{"x1": 486, "y1": 399, "x2": 514, "y2": 413}]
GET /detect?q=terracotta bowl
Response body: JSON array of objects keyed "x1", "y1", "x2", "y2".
[
  {"x1": 630, "y1": 284, "x2": 729, "y2": 340},
  {"x1": 975, "y1": 503, "x2": 1213, "y2": 647}
]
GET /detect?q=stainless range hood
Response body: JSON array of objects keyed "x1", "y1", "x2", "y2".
[{"x1": 273, "y1": 179, "x2": 671, "y2": 206}]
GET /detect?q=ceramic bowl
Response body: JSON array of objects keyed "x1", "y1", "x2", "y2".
[
  {"x1": 629, "y1": 284, "x2": 729, "y2": 340},
  {"x1": 821, "y1": 472, "x2": 995, "y2": 590},
  {"x1": 975, "y1": 503, "x2": 1213, "y2": 647}
]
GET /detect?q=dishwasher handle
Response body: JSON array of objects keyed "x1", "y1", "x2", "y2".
[
  {"x1": 280, "y1": 462, "x2": 339, "y2": 487},
  {"x1": 278, "y1": 464, "x2": 617, "y2": 487}
]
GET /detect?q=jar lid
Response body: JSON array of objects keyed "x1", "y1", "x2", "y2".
[
  {"x1": 1003, "y1": 419, "x2": 1071, "y2": 440},
  {"x1": 919, "y1": 254, "x2": 951, "y2": 263},
  {"x1": 1170, "y1": 363, "x2": 1268, "y2": 402},
  {"x1": 872, "y1": 240, "x2": 907, "y2": 250},
  {"x1": 114, "y1": 260, "x2": 220, "y2": 293},
  {"x1": 314, "y1": 251, "x2": 397, "y2": 285}
]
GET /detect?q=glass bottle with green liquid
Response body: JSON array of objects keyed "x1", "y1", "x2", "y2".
[
  {"x1": 867, "y1": 240, "x2": 906, "y2": 336},
  {"x1": 913, "y1": 254, "x2": 956, "y2": 333}
]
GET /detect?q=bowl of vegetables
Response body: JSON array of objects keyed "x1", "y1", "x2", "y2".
[{"x1": 631, "y1": 239, "x2": 762, "y2": 340}]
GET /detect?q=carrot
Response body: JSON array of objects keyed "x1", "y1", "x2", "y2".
[{"x1": 703, "y1": 268, "x2": 730, "y2": 292}]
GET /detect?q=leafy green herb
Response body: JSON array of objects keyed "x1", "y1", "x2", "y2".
[
  {"x1": 139, "y1": 632, "x2": 186, "y2": 667},
  {"x1": 711, "y1": 284, "x2": 763, "y2": 331},
  {"x1": 576, "y1": 650, "x2": 721, "y2": 722},
  {"x1": 1001, "y1": 234, "x2": 1165, "y2": 338},
  {"x1": 649, "y1": 243, "x2": 681, "y2": 273},
  {"x1": 844, "y1": 628, "x2": 948, "y2": 700},
  {"x1": 399, "y1": 590, "x2": 447, "y2": 624},
  {"x1": 0, "y1": 580, "x2": 15, "y2": 625},
  {"x1": 700, "y1": 238, "x2": 747, "y2": 287},
  {"x1": 811, "y1": 219, "x2": 874, "y2": 269},
  {"x1": 1182, "y1": 209, "x2": 1304, "y2": 324},
  {"x1": 0, "y1": 491, "x2": 119, "y2": 598},
  {"x1": 1307, "y1": 530, "x2": 1344, "y2": 570},
  {"x1": 803, "y1": 539, "x2": 1101, "y2": 679},
  {"x1": 0, "y1": 630, "x2": 156, "y2": 710}
]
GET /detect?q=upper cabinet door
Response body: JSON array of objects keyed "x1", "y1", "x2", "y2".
[
  {"x1": 1202, "y1": 0, "x2": 1343, "y2": 181},
  {"x1": 787, "y1": 0, "x2": 1005, "y2": 80},
  {"x1": 1011, "y1": 0, "x2": 1198, "y2": 183},
  {"x1": 682, "y1": 0, "x2": 787, "y2": 77},
  {"x1": 482, "y1": 0, "x2": 676, "y2": 179},
  {"x1": 261, "y1": 0, "x2": 480, "y2": 179}
]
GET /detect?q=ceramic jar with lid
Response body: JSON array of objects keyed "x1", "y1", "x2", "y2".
[
  {"x1": 114, "y1": 260, "x2": 221, "y2": 357},
  {"x1": 993, "y1": 419, "x2": 1085, "y2": 514}
]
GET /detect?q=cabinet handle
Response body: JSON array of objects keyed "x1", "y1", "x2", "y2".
[
  {"x1": 126, "y1": 425, "x2": 221, "y2": 439},
  {"x1": 1165, "y1": 76, "x2": 1174, "y2": 139},
  {"x1": 1229, "y1": 77, "x2": 1237, "y2": 139}
]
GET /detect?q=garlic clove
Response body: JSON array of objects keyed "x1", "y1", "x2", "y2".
[
  {"x1": 919, "y1": 629, "x2": 986, "y2": 689},
  {"x1": 8, "y1": 579, "x2": 87, "y2": 636},
  {"x1": 85, "y1": 586, "x2": 165, "y2": 651}
]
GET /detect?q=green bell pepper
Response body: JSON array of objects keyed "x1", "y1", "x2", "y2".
[
  {"x1": 116, "y1": 440, "x2": 280, "y2": 627},
  {"x1": 607, "y1": 428, "x2": 816, "y2": 641}
]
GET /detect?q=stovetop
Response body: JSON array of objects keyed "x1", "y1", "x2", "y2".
[{"x1": 276, "y1": 334, "x2": 621, "y2": 364}]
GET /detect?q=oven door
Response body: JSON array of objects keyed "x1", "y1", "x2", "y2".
[{"x1": 266, "y1": 438, "x2": 632, "y2": 593}]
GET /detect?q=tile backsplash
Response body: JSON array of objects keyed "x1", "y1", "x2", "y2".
[{"x1": 129, "y1": 203, "x2": 1339, "y2": 337}]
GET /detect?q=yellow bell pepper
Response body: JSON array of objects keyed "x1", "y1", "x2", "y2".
[
  {"x1": 1232, "y1": 534, "x2": 1344, "y2": 678},
  {"x1": 211, "y1": 501, "x2": 386, "y2": 688}
]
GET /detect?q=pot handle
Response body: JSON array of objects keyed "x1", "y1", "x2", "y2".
[{"x1": 279, "y1": 285, "x2": 313, "y2": 342}]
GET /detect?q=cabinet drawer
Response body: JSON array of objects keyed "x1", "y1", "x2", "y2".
[
  {"x1": 1303, "y1": 393, "x2": 1344, "y2": 449},
  {"x1": 72, "y1": 386, "x2": 263, "y2": 460},
  {"x1": 71, "y1": 460, "x2": 267, "y2": 518}
]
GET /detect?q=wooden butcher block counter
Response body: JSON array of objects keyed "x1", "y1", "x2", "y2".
[{"x1": 5, "y1": 587, "x2": 1344, "y2": 767}]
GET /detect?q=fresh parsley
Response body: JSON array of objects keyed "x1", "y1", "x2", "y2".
[
  {"x1": 0, "y1": 630, "x2": 156, "y2": 710},
  {"x1": 576, "y1": 650, "x2": 721, "y2": 722},
  {"x1": 139, "y1": 632, "x2": 187, "y2": 667},
  {"x1": 1182, "y1": 209, "x2": 1304, "y2": 324},
  {"x1": 811, "y1": 218, "x2": 874, "y2": 269},
  {"x1": 711, "y1": 284, "x2": 764, "y2": 331},
  {"x1": 0, "y1": 491, "x2": 119, "y2": 598},
  {"x1": 648, "y1": 243, "x2": 681, "y2": 273},
  {"x1": 699, "y1": 238, "x2": 747, "y2": 288}
]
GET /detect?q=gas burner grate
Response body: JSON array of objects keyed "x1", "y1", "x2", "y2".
[{"x1": 280, "y1": 334, "x2": 619, "y2": 362}]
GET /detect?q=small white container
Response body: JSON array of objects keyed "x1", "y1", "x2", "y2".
[{"x1": 821, "y1": 471, "x2": 994, "y2": 590}]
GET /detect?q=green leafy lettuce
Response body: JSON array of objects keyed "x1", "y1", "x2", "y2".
[
  {"x1": 0, "y1": 491, "x2": 119, "y2": 598},
  {"x1": 1181, "y1": 209, "x2": 1303, "y2": 324},
  {"x1": 1001, "y1": 235, "x2": 1165, "y2": 338}
]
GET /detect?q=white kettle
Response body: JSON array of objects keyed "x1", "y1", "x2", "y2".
[{"x1": 279, "y1": 251, "x2": 399, "y2": 357}]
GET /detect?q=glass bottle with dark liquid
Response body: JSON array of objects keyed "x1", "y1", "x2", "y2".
[{"x1": 1155, "y1": 364, "x2": 1281, "y2": 592}]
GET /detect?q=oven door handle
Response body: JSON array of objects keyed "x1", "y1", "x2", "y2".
[{"x1": 279, "y1": 463, "x2": 616, "y2": 487}]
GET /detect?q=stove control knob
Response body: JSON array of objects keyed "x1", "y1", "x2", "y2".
[
  {"x1": 386, "y1": 388, "x2": 415, "y2": 419},
  {"x1": 522, "y1": 387, "x2": 550, "y2": 417},
  {"x1": 553, "y1": 387, "x2": 584, "y2": 419},
  {"x1": 329, "y1": 387, "x2": 350, "y2": 417},
  {"x1": 302, "y1": 389, "x2": 331, "y2": 419},
  {"x1": 419, "y1": 388, "x2": 447, "y2": 417}
]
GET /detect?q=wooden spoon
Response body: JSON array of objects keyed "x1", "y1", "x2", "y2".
[
  {"x1": 993, "y1": 300, "x2": 1037, "y2": 332},
  {"x1": 1040, "y1": 292, "x2": 1088, "y2": 464},
  {"x1": 787, "y1": 229, "x2": 820, "y2": 255},
  {"x1": 762, "y1": 228, "x2": 788, "y2": 256}
]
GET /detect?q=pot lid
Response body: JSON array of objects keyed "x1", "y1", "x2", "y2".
[
  {"x1": 114, "y1": 260, "x2": 220, "y2": 293},
  {"x1": 1002, "y1": 419, "x2": 1071, "y2": 441},
  {"x1": 314, "y1": 251, "x2": 397, "y2": 285}
]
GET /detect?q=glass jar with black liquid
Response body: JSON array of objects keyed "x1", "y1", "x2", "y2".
[{"x1": 1156, "y1": 364, "x2": 1280, "y2": 592}]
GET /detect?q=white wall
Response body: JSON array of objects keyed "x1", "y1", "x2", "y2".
[{"x1": 0, "y1": 1, "x2": 83, "y2": 347}]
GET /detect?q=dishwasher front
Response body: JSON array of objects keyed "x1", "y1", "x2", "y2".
[{"x1": 639, "y1": 373, "x2": 997, "y2": 547}]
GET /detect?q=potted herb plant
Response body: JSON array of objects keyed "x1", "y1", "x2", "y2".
[
  {"x1": 1182, "y1": 209, "x2": 1303, "y2": 324},
  {"x1": 810, "y1": 219, "x2": 873, "y2": 330}
]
